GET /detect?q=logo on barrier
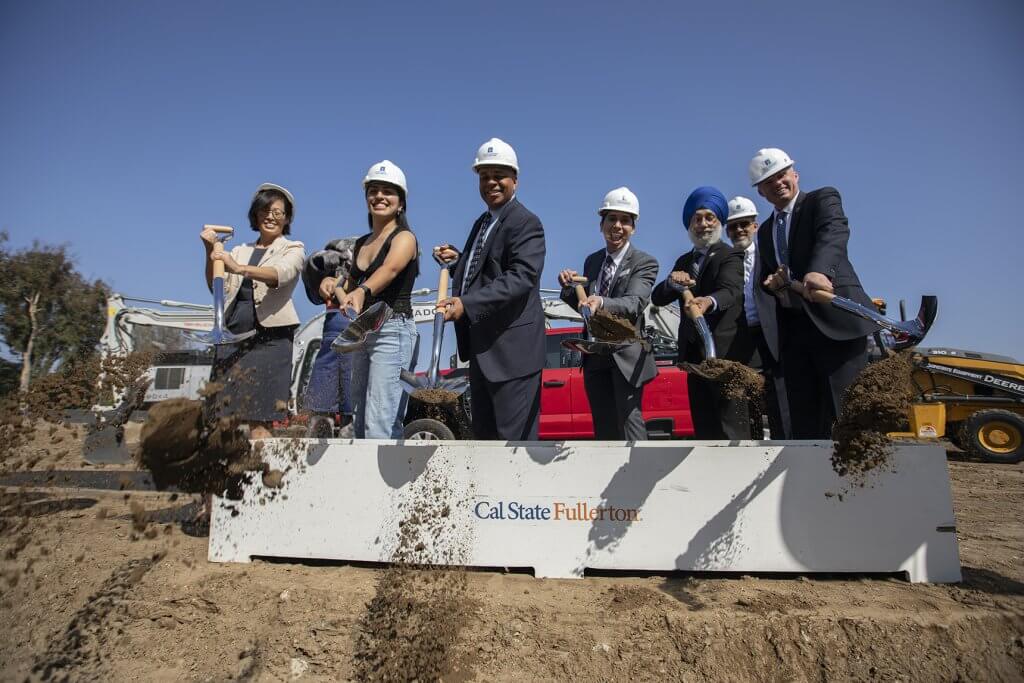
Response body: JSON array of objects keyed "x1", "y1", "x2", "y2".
[{"x1": 473, "y1": 499, "x2": 641, "y2": 522}]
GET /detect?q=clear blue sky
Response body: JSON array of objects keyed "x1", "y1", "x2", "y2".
[{"x1": 2, "y1": 0, "x2": 1022, "y2": 362}]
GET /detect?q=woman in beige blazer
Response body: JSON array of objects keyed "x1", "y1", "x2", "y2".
[{"x1": 199, "y1": 182, "x2": 306, "y2": 438}]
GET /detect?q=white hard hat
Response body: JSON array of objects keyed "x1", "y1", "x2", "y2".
[
  {"x1": 748, "y1": 148, "x2": 795, "y2": 186},
  {"x1": 254, "y1": 182, "x2": 296, "y2": 210},
  {"x1": 362, "y1": 160, "x2": 408, "y2": 196},
  {"x1": 473, "y1": 137, "x2": 519, "y2": 173},
  {"x1": 727, "y1": 196, "x2": 758, "y2": 222},
  {"x1": 598, "y1": 186, "x2": 640, "y2": 219}
]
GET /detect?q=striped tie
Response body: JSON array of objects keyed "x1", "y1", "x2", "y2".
[
  {"x1": 463, "y1": 212, "x2": 491, "y2": 289},
  {"x1": 597, "y1": 253, "x2": 615, "y2": 296}
]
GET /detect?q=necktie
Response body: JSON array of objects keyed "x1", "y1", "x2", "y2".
[
  {"x1": 597, "y1": 253, "x2": 615, "y2": 296},
  {"x1": 463, "y1": 212, "x2": 491, "y2": 288},
  {"x1": 774, "y1": 211, "x2": 789, "y2": 273},
  {"x1": 690, "y1": 250, "x2": 706, "y2": 278}
]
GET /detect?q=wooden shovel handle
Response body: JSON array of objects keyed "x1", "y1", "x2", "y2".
[
  {"x1": 680, "y1": 288, "x2": 703, "y2": 321},
  {"x1": 437, "y1": 268, "x2": 450, "y2": 306},
  {"x1": 212, "y1": 241, "x2": 225, "y2": 279},
  {"x1": 204, "y1": 224, "x2": 234, "y2": 234},
  {"x1": 786, "y1": 280, "x2": 835, "y2": 304}
]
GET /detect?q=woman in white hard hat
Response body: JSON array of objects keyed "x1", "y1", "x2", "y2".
[
  {"x1": 199, "y1": 183, "x2": 306, "y2": 438},
  {"x1": 325, "y1": 161, "x2": 420, "y2": 439}
]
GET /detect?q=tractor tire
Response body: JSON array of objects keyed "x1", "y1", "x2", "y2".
[
  {"x1": 964, "y1": 410, "x2": 1024, "y2": 464},
  {"x1": 403, "y1": 418, "x2": 455, "y2": 441}
]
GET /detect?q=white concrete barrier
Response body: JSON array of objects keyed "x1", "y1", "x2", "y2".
[{"x1": 209, "y1": 440, "x2": 961, "y2": 583}]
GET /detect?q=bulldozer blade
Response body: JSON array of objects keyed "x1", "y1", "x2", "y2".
[{"x1": 332, "y1": 301, "x2": 393, "y2": 353}]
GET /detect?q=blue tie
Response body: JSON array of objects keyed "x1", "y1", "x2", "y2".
[{"x1": 774, "y1": 211, "x2": 789, "y2": 273}]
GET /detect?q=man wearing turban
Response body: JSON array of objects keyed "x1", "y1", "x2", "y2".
[{"x1": 652, "y1": 186, "x2": 747, "y2": 439}]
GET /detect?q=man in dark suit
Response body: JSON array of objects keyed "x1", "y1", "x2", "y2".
[
  {"x1": 748, "y1": 148, "x2": 879, "y2": 439},
  {"x1": 652, "y1": 186, "x2": 746, "y2": 440},
  {"x1": 558, "y1": 187, "x2": 658, "y2": 441},
  {"x1": 435, "y1": 138, "x2": 546, "y2": 440},
  {"x1": 725, "y1": 196, "x2": 788, "y2": 438}
]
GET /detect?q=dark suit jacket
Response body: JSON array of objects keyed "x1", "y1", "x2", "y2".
[
  {"x1": 651, "y1": 240, "x2": 744, "y2": 363},
  {"x1": 452, "y1": 198, "x2": 546, "y2": 382},
  {"x1": 752, "y1": 187, "x2": 879, "y2": 360},
  {"x1": 560, "y1": 245, "x2": 659, "y2": 387}
]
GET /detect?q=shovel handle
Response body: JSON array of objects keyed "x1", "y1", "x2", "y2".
[
  {"x1": 787, "y1": 280, "x2": 835, "y2": 305},
  {"x1": 680, "y1": 288, "x2": 705, "y2": 321},
  {"x1": 437, "y1": 268, "x2": 450, "y2": 306},
  {"x1": 212, "y1": 241, "x2": 226, "y2": 279},
  {"x1": 204, "y1": 224, "x2": 234, "y2": 235}
]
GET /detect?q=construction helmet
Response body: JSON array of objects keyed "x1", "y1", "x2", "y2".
[
  {"x1": 748, "y1": 148, "x2": 795, "y2": 186},
  {"x1": 727, "y1": 196, "x2": 758, "y2": 222},
  {"x1": 598, "y1": 186, "x2": 640, "y2": 219},
  {"x1": 473, "y1": 137, "x2": 519, "y2": 173},
  {"x1": 362, "y1": 160, "x2": 408, "y2": 196},
  {"x1": 254, "y1": 182, "x2": 296, "y2": 211}
]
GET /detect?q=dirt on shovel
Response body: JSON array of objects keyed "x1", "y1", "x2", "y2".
[
  {"x1": 410, "y1": 388, "x2": 461, "y2": 405},
  {"x1": 685, "y1": 358, "x2": 766, "y2": 402},
  {"x1": 831, "y1": 351, "x2": 914, "y2": 481},
  {"x1": 588, "y1": 310, "x2": 638, "y2": 342}
]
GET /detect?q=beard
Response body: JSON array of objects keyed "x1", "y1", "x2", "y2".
[
  {"x1": 689, "y1": 224, "x2": 722, "y2": 249},
  {"x1": 730, "y1": 234, "x2": 752, "y2": 250}
]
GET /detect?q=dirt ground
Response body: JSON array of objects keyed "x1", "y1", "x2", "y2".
[{"x1": 1, "y1": 428, "x2": 1022, "y2": 681}]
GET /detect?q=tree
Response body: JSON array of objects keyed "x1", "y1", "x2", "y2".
[{"x1": 0, "y1": 232, "x2": 108, "y2": 390}]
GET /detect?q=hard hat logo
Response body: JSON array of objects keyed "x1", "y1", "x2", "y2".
[{"x1": 487, "y1": 146, "x2": 494, "y2": 153}]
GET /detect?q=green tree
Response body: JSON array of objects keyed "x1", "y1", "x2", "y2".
[{"x1": 0, "y1": 232, "x2": 108, "y2": 390}]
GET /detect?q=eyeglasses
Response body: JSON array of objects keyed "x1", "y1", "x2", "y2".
[
  {"x1": 729, "y1": 220, "x2": 755, "y2": 230},
  {"x1": 260, "y1": 209, "x2": 287, "y2": 219}
]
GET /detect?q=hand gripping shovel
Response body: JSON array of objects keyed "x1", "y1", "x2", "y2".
[
  {"x1": 331, "y1": 301, "x2": 394, "y2": 353},
  {"x1": 184, "y1": 226, "x2": 257, "y2": 347},
  {"x1": 559, "y1": 276, "x2": 632, "y2": 356},
  {"x1": 787, "y1": 280, "x2": 937, "y2": 350},
  {"x1": 399, "y1": 254, "x2": 469, "y2": 403},
  {"x1": 681, "y1": 286, "x2": 716, "y2": 359}
]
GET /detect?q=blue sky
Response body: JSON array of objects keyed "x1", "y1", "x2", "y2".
[{"x1": 2, "y1": 0, "x2": 1022, "y2": 362}]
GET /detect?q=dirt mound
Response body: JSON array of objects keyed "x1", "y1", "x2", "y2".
[
  {"x1": 832, "y1": 351, "x2": 914, "y2": 480},
  {"x1": 589, "y1": 309, "x2": 638, "y2": 342}
]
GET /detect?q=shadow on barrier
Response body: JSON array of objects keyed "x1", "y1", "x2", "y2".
[
  {"x1": 522, "y1": 441, "x2": 575, "y2": 465},
  {"x1": 376, "y1": 444, "x2": 437, "y2": 488},
  {"x1": 587, "y1": 446, "x2": 692, "y2": 553}
]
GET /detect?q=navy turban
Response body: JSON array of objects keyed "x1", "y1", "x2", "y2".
[{"x1": 682, "y1": 186, "x2": 728, "y2": 228}]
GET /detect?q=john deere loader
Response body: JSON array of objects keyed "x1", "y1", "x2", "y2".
[{"x1": 902, "y1": 348, "x2": 1024, "y2": 463}]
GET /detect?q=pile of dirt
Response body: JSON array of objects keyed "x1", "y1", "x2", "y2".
[
  {"x1": 831, "y1": 351, "x2": 915, "y2": 480},
  {"x1": 588, "y1": 310, "x2": 638, "y2": 342},
  {"x1": 352, "y1": 454, "x2": 474, "y2": 681},
  {"x1": 685, "y1": 359, "x2": 765, "y2": 402}
]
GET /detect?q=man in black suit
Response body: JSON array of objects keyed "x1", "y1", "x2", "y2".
[
  {"x1": 749, "y1": 148, "x2": 879, "y2": 439},
  {"x1": 435, "y1": 138, "x2": 546, "y2": 440},
  {"x1": 652, "y1": 186, "x2": 746, "y2": 440},
  {"x1": 558, "y1": 187, "x2": 658, "y2": 441}
]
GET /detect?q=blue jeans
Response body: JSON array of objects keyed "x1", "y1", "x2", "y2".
[
  {"x1": 302, "y1": 310, "x2": 353, "y2": 415},
  {"x1": 350, "y1": 315, "x2": 419, "y2": 439}
]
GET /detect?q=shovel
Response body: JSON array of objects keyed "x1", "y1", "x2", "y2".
[
  {"x1": 399, "y1": 255, "x2": 469, "y2": 403},
  {"x1": 787, "y1": 280, "x2": 937, "y2": 350},
  {"x1": 184, "y1": 225, "x2": 257, "y2": 347},
  {"x1": 331, "y1": 301, "x2": 394, "y2": 353},
  {"x1": 559, "y1": 276, "x2": 632, "y2": 355},
  {"x1": 680, "y1": 286, "x2": 717, "y2": 359}
]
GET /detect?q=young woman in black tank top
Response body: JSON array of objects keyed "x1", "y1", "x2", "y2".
[{"x1": 329, "y1": 161, "x2": 420, "y2": 439}]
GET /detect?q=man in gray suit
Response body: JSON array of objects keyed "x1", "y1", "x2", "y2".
[{"x1": 558, "y1": 187, "x2": 658, "y2": 441}]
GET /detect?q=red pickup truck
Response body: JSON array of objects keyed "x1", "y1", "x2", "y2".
[
  {"x1": 402, "y1": 326, "x2": 694, "y2": 440},
  {"x1": 539, "y1": 326, "x2": 693, "y2": 439}
]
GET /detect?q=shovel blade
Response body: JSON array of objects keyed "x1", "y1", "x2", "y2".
[
  {"x1": 183, "y1": 327, "x2": 257, "y2": 346},
  {"x1": 560, "y1": 337, "x2": 630, "y2": 355},
  {"x1": 400, "y1": 368, "x2": 429, "y2": 395},
  {"x1": 694, "y1": 317, "x2": 717, "y2": 359},
  {"x1": 331, "y1": 302, "x2": 394, "y2": 353},
  {"x1": 829, "y1": 294, "x2": 937, "y2": 350}
]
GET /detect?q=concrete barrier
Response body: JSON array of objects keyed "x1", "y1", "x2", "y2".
[{"x1": 209, "y1": 440, "x2": 961, "y2": 583}]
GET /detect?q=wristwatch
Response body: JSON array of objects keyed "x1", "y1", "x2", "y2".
[{"x1": 357, "y1": 283, "x2": 373, "y2": 298}]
